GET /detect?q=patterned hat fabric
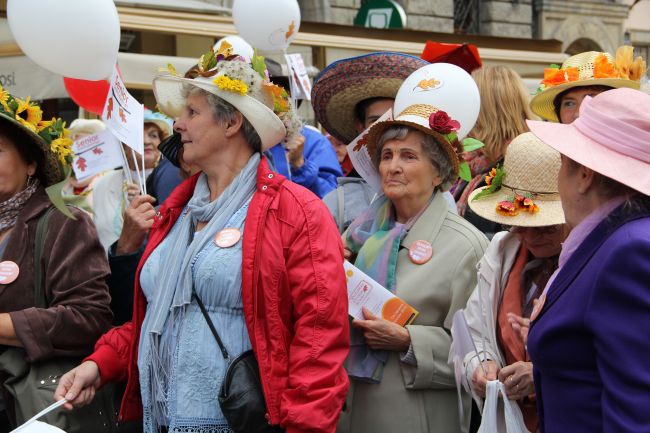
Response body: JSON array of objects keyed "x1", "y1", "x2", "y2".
[{"x1": 311, "y1": 52, "x2": 429, "y2": 144}]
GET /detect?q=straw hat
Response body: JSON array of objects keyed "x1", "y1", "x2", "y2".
[
  {"x1": 0, "y1": 86, "x2": 73, "y2": 187},
  {"x1": 530, "y1": 46, "x2": 646, "y2": 122},
  {"x1": 363, "y1": 62, "x2": 481, "y2": 183},
  {"x1": 153, "y1": 44, "x2": 299, "y2": 151},
  {"x1": 366, "y1": 103, "x2": 463, "y2": 175},
  {"x1": 468, "y1": 132, "x2": 565, "y2": 227},
  {"x1": 311, "y1": 52, "x2": 429, "y2": 144},
  {"x1": 527, "y1": 87, "x2": 650, "y2": 196}
]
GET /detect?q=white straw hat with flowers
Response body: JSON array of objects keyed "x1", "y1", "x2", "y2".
[
  {"x1": 530, "y1": 46, "x2": 646, "y2": 122},
  {"x1": 152, "y1": 42, "x2": 300, "y2": 151},
  {"x1": 468, "y1": 132, "x2": 565, "y2": 227},
  {"x1": 364, "y1": 63, "x2": 484, "y2": 184}
]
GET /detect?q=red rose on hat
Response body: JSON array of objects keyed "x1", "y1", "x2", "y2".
[{"x1": 429, "y1": 110, "x2": 460, "y2": 134}]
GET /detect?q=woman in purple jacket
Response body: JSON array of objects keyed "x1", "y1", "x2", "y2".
[{"x1": 525, "y1": 87, "x2": 650, "y2": 433}]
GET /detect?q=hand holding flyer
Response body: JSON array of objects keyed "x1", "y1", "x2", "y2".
[{"x1": 344, "y1": 260, "x2": 418, "y2": 327}]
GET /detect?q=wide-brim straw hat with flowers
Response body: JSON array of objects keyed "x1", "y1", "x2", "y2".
[
  {"x1": 0, "y1": 85, "x2": 73, "y2": 187},
  {"x1": 311, "y1": 52, "x2": 429, "y2": 144},
  {"x1": 153, "y1": 42, "x2": 300, "y2": 151},
  {"x1": 366, "y1": 104, "x2": 465, "y2": 178},
  {"x1": 530, "y1": 46, "x2": 646, "y2": 122},
  {"x1": 468, "y1": 132, "x2": 565, "y2": 227}
]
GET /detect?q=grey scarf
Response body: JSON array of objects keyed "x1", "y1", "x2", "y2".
[{"x1": 140, "y1": 153, "x2": 260, "y2": 428}]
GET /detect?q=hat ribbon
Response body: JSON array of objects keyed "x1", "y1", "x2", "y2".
[
  {"x1": 574, "y1": 97, "x2": 650, "y2": 164},
  {"x1": 501, "y1": 183, "x2": 560, "y2": 201}
]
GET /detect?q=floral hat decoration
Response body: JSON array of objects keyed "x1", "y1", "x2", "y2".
[
  {"x1": 530, "y1": 46, "x2": 647, "y2": 122},
  {"x1": 0, "y1": 84, "x2": 75, "y2": 214},
  {"x1": 363, "y1": 63, "x2": 484, "y2": 185},
  {"x1": 153, "y1": 41, "x2": 301, "y2": 151},
  {"x1": 365, "y1": 104, "x2": 483, "y2": 183},
  {"x1": 468, "y1": 132, "x2": 565, "y2": 227}
]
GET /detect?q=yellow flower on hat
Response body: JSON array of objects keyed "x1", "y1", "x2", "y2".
[
  {"x1": 213, "y1": 75, "x2": 248, "y2": 96},
  {"x1": 14, "y1": 97, "x2": 43, "y2": 131},
  {"x1": 37, "y1": 117, "x2": 56, "y2": 132},
  {"x1": 0, "y1": 85, "x2": 10, "y2": 112},
  {"x1": 50, "y1": 136, "x2": 73, "y2": 165}
]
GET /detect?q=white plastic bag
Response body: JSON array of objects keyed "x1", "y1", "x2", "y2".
[{"x1": 477, "y1": 380, "x2": 530, "y2": 433}]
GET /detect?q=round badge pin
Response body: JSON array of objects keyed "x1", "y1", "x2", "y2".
[
  {"x1": 215, "y1": 228, "x2": 241, "y2": 248},
  {"x1": 0, "y1": 261, "x2": 20, "y2": 284},
  {"x1": 530, "y1": 293, "x2": 547, "y2": 322},
  {"x1": 408, "y1": 240, "x2": 433, "y2": 265}
]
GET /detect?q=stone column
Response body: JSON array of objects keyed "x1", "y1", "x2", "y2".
[{"x1": 480, "y1": 0, "x2": 533, "y2": 38}]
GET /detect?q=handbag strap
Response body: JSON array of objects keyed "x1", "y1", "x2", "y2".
[
  {"x1": 34, "y1": 207, "x2": 56, "y2": 309},
  {"x1": 192, "y1": 286, "x2": 230, "y2": 360}
]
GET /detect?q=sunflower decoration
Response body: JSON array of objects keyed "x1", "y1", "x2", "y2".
[
  {"x1": 471, "y1": 165, "x2": 505, "y2": 201},
  {"x1": 39, "y1": 117, "x2": 74, "y2": 165},
  {"x1": 14, "y1": 97, "x2": 43, "y2": 132},
  {"x1": 0, "y1": 85, "x2": 10, "y2": 112}
]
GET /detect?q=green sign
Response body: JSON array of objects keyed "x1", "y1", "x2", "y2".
[{"x1": 354, "y1": 0, "x2": 407, "y2": 29}]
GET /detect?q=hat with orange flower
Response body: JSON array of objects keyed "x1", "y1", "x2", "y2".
[
  {"x1": 0, "y1": 85, "x2": 73, "y2": 187},
  {"x1": 530, "y1": 46, "x2": 647, "y2": 122}
]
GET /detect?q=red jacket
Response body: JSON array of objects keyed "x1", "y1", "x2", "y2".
[{"x1": 87, "y1": 158, "x2": 350, "y2": 433}]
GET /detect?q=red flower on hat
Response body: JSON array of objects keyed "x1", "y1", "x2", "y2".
[{"x1": 429, "y1": 111, "x2": 460, "y2": 135}]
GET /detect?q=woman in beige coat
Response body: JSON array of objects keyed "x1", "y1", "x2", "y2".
[{"x1": 339, "y1": 99, "x2": 488, "y2": 432}]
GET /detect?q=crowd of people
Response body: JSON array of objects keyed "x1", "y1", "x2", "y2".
[{"x1": 0, "y1": 38, "x2": 647, "y2": 433}]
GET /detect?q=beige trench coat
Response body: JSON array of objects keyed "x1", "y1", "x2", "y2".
[{"x1": 338, "y1": 192, "x2": 489, "y2": 433}]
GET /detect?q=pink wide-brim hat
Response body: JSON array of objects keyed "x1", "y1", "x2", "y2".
[{"x1": 527, "y1": 87, "x2": 650, "y2": 196}]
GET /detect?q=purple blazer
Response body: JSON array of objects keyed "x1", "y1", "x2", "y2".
[{"x1": 528, "y1": 203, "x2": 650, "y2": 433}]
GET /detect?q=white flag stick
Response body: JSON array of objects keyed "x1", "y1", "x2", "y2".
[
  {"x1": 10, "y1": 399, "x2": 68, "y2": 432},
  {"x1": 130, "y1": 147, "x2": 145, "y2": 195},
  {"x1": 141, "y1": 143, "x2": 147, "y2": 196}
]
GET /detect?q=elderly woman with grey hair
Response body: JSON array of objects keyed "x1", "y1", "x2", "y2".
[
  {"x1": 339, "y1": 104, "x2": 488, "y2": 433},
  {"x1": 56, "y1": 50, "x2": 350, "y2": 433}
]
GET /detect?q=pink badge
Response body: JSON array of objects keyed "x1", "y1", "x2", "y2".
[
  {"x1": 214, "y1": 228, "x2": 241, "y2": 248},
  {"x1": 0, "y1": 261, "x2": 20, "y2": 284},
  {"x1": 530, "y1": 293, "x2": 547, "y2": 322},
  {"x1": 408, "y1": 240, "x2": 433, "y2": 265}
]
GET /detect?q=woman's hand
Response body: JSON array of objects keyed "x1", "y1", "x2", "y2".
[
  {"x1": 343, "y1": 248, "x2": 352, "y2": 260},
  {"x1": 54, "y1": 361, "x2": 102, "y2": 410},
  {"x1": 286, "y1": 133, "x2": 305, "y2": 169},
  {"x1": 507, "y1": 312, "x2": 530, "y2": 346},
  {"x1": 471, "y1": 360, "x2": 499, "y2": 398},
  {"x1": 116, "y1": 194, "x2": 157, "y2": 255},
  {"x1": 498, "y1": 361, "x2": 534, "y2": 400},
  {"x1": 124, "y1": 181, "x2": 141, "y2": 202},
  {"x1": 352, "y1": 307, "x2": 411, "y2": 352}
]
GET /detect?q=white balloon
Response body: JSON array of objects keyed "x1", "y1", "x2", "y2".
[
  {"x1": 214, "y1": 35, "x2": 254, "y2": 61},
  {"x1": 394, "y1": 63, "x2": 480, "y2": 139},
  {"x1": 232, "y1": 0, "x2": 301, "y2": 53},
  {"x1": 7, "y1": 0, "x2": 120, "y2": 81}
]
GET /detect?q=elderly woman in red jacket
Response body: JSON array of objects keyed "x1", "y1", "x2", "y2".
[{"x1": 55, "y1": 49, "x2": 349, "y2": 433}]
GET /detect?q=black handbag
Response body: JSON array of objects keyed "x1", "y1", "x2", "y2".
[{"x1": 192, "y1": 288, "x2": 283, "y2": 433}]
